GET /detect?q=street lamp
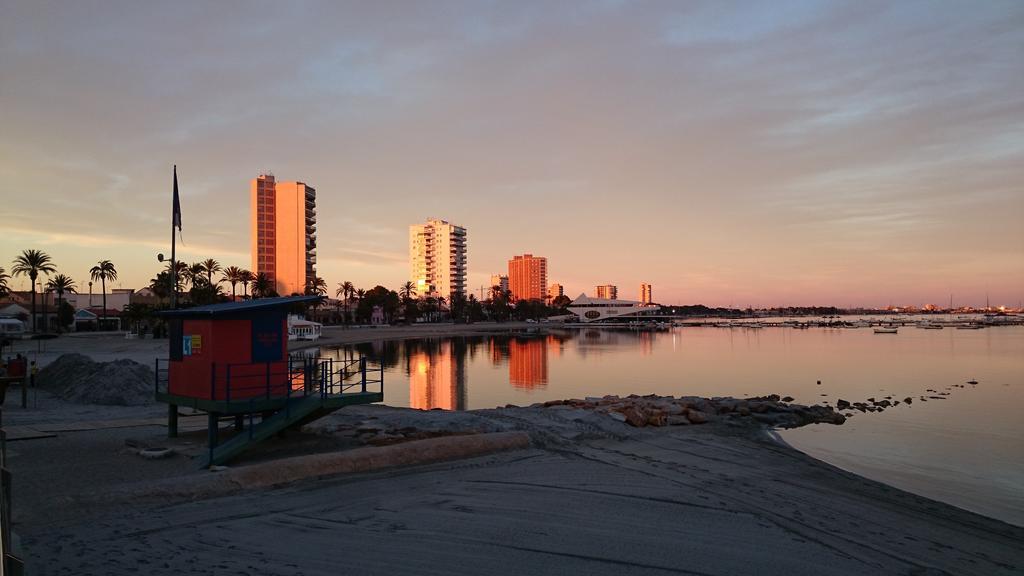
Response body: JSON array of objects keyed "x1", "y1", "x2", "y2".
[{"x1": 89, "y1": 281, "x2": 93, "y2": 308}]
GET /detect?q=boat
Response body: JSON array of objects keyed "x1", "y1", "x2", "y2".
[
  {"x1": 873, "y1": 327, "x2": 898, "y2": 334},
  {"x1": 916, "y1": 322, "x2": 944, "y2": 329},
  {"x1": 956, "y1": 324, "x2": 985, "y2": 330}
]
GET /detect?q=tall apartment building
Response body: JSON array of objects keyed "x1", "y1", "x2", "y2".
[
  {"x1": 548, "y1": 283, "x2": 564, "y2": 303},
  {"x1": 596, "y1": 284, "x2": 618, "y2": 300},
  {"x1": 490, "y1": 274, "x2": 509, "y2": 294},
  {"x1": 640, "y1": 283, "x2": 653, "y2": 304},
  {"x1": 250, "y1": 174, "x2": 316, "y2": 296},
  {"x1": 508, "y1": 254, "x2": 547, "y2": 301},
  {"x1": 409, "y1": 218, "x2": 467, "y2": 300}
]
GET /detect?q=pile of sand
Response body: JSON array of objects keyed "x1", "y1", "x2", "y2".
[{"x1": 37, "y1": 353, "x2": 155, "y2": 406}]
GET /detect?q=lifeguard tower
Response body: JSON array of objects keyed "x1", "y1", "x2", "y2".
[{"x1": 155, "y1": 296, "x2": 383, "y2": 467}]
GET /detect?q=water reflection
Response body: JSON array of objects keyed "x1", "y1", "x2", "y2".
[
  {"x1": 317, "y1": 325, "x2": 1023, "y2": 526},
  {"x1": 408, "y1": 340, "x2": 467, "y2": 410}
]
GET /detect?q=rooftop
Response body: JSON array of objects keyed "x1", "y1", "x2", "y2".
[{"x1": 157, "y1": 296, "x2": 322, "y2": 318}]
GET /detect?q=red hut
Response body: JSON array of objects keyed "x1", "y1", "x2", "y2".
[{"x1": 156, "y1": 296, "x2": 383, "y2": 466}]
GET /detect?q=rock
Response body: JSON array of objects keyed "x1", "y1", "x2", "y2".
[
  {"x1": 836, "y1": 399, "x2": 851, "y2": 410},
  {"x1": 607, "y1": 411, "x2": 627, "y2": 423},
  {"x1": 685, "y1": 409, "x2": 709, "y2": 424},
  {"x1": 617, "y1": 406, "x2": 648, "y2": 427},
  {"x1": 666, "y1": 415, "x2": 690, "y2": 426},
  {"x1": 903, "y1": 397, "x2": 912, "y2": 404},
  {"x1": 646, "y1": 413, "x2": 667, "y2": 427},
  {"x1": 781, "y1": 396, "x2": 794, "y2": 403},
  {"x1": 138, "y1": 447, "x2": 174, "y2": 460}
]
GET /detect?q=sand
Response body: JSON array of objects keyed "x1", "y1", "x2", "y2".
[{"x1": 4, "y1": 331, "x2": 1023, "y2": 574}]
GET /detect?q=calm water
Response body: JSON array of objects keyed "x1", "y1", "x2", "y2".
[{"x1": 317, "y1": 324, "x2": 1024, "y2": 526}]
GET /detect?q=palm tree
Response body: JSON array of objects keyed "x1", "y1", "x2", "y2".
[
  {"x1": 201, "y1": 258, "x2": 222, "y2": 286},
  {"x1": 252, "y1": 273, "x2": 272, "y2": 298},
  {"x1": 149, "y1": 270, "x2": 174, "y2": 304},
  {"x1": 12, "y1": 249, "x2": 56, "y2": 331},
  {"x1": 336, "y1": 281, "x2": 354, "y2": 325},
  {"x1": 355, "y1": 288, "x2": 366, "y2": 320},
  {"x1": 89, "y1": 260, "x2": 118, "y2": 327},
  {"x1": 399, "y1": 281, "x2": 417, "y2": 303},
  {"x1": 308, "y1": 276, "x2": 328, "y2": 296},
  {"x1": 240, "y1": 269, "x2": 254, "y2": 298},
  {"x1": 221, "y1": 266, "x2": 244, "y2": 300},
  {"x1": 45, "y1": 274, "x2": 77, "y2": 333},
  {"x1": 185, "y1": 262, "x2": 206, "y2": 289},
  {"x1": 305, "y1": 276, "x2": 328, "y2": 321},
  {"x1": 0, "y1": 266, "x2": 9, "y2": 297}
]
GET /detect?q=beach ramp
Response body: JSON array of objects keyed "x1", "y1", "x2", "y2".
[{"x1": 200, "y1": 389, "x2": 381, "y2": 467}]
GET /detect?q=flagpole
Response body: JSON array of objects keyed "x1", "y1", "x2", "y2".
[{"x1": 171, "y1": 165, "x2": 178, "y2": 309}]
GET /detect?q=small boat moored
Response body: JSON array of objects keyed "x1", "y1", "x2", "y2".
[{"x1": 873, "y1": 327, "x2": 898, "y2": 334}]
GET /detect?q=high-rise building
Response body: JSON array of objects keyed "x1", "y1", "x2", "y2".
[
  {"x1": 508, "y1": 254, "x2": 547, "y2": 301},
  {"x1": 548, "y1": 283, "x2": 564, "y2": 304},
  {"x1": 640, "y1": 283, "x2": 652, "y2": 304},
  {"x1": 250, "y1": 174, "x2": 316, "y2": 296},
  {"x1": 490, "y1": 274, "x2": 509, "y2": 294},
  {"x1": 409, "y1": 218, "x2": 467, "y2": 300},
  {"x1": 596, "y1": 285, "x2": 618, "y2": 300}
]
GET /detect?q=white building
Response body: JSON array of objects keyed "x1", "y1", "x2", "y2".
[
  {"x1": 566, "y1": 294, "x2": 657, "y2": 323},
  {"x1": 65, "y1": 290, "x2": 132, "y2": 311},
  {"x1": 409, "y1": 218, "x2": 467, "y2": 300}
]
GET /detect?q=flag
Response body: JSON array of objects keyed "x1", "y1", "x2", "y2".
[{"x1": 172, "y1": 164, "x2": 182, "y2": 231}]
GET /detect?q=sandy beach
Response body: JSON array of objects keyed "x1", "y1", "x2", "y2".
[{"x1": 5, "y1": 332, "x2": 1023, "y2": 575}]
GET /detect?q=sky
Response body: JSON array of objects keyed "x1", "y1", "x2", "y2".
[{"x1": 1, "y1": 0, "x2": 1022, "y2": 308}]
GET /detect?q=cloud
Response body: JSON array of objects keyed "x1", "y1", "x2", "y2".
[{"x1": 1, "y1": 0, "x2": 1022, "y2": 305}]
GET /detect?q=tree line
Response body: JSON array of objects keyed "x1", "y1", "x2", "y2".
[
  {"x1": 1, "y1": 249, "x2": 121, "y2": 332},
  {"x1": 1, "y1": 249, "x2": 574, "y2": 333}
]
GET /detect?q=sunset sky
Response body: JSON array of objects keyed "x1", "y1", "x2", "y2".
[{"x1": 1, "y1": 1, "x2": 1021, "y2": 307}]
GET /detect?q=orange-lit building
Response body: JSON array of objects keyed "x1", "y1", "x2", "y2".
[
  {"x1": 508, "y1": 254, "x2": 547, "y2": 301},
  {"x1": 490, "y1": 274, "x2": 509, "y2": 293},
  {"x1": 409, "y1": 218, "x2": 467, "y2": 300},
  {"x1": 547, "y1": 283, "x2": 563, "y2": 304},
  {"x1": 596, "y1": 284, "x2": 617, "y2": 300},
  {"x1": 640, "y1": 283, "x2": 652, "y2": 304},
  {"x1": 250, "y1": 174, "x2": 317, "y2": 296}
]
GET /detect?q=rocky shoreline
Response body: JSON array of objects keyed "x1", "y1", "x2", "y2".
[{"x1": 531, "y1": 393, "x2": 845, "y2": 428}]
